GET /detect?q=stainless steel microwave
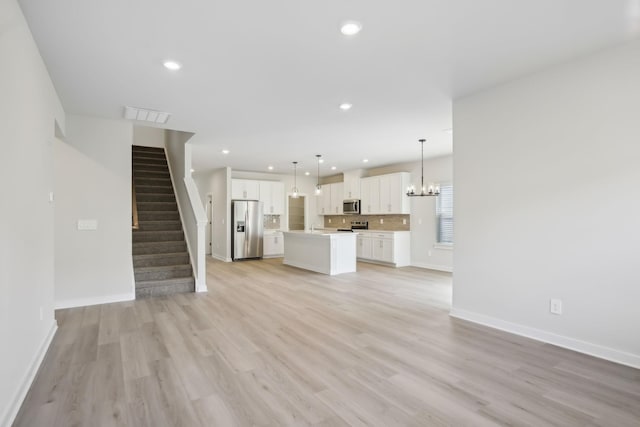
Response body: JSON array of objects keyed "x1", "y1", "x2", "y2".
[{"x1": 343, "y1": 199, "x2": 360, "y2": 215}]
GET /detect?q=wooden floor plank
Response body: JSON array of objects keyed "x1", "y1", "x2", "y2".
[{"x1": 13, "y1": 258, "x2": 640, "y2": 426}]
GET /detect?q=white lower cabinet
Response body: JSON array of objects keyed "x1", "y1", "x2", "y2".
[
  {"x1": 356, "y1": 231, "x2": 410, "y2": 267},
  {"x1": 263, "y1": 232, "x2": 284, "y2": 257}
]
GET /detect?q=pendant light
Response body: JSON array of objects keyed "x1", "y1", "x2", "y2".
[
  {"x1": 291, "y1": 161, "x2": 299, "y2": 198},
  {"x1": 315, "y1": 155, "x2": 322, "y2": 196},
  {"x1": 407, "y1": 139, "x2": 440, "y2": 197}
]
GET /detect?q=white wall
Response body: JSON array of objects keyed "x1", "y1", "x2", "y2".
[
  {"x1": 54, "y1": 115, "x2": 135, "y2": 308},
  {"x1": 164, "y1": 133, "x2": 207, "y2": 290},
  {"x1": 0, "y1": 0, "x2": 64, "y2": 425},
  {"x1": 452, "y1": 40, "x2": 640, "y2": 367},
  {"x1": 133, "y1": 125, "x2": 164, "y2": 148}
]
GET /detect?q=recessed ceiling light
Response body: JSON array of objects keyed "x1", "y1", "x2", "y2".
[
  {"x1": 305, "y1": 171, "x2": 310, "y2": 176},
  {"x1": 339, "y1": 103, "x2": 352, "y2": 111},
  {"x1": 190, "y1": 168, "x2": 195, "y2": 173},
  {"x1": 163, "y1": 60, "x2": 182, "y2": 71},
  {"x1": 331, "y1": 166, "x2": 337, "y2": 170},
  {"x1": 340, "y1": 21, "x2": 362, "y2": 36},
  {"x1": 319, "y1": 158, "x2": 325, "y2": 164},
  {"x1": 268, "y1": 165, "x2": 274, "y2": 170},
  {"x1": 363, "y1": 159, "x2": 369, "y2": 163},
  {"x1": 221, "y1": 149, "x2": 229, "y2": 154}
]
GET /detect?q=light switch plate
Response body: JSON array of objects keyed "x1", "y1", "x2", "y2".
[{"x1": 77, "y1": 219, "x2": 98, "y2": 230}]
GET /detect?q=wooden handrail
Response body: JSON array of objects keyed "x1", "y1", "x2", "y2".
[{"x1": 132, "y1": 179, "x2": 139, "y2": 230}]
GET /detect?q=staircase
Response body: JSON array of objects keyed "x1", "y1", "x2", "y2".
[{"x1": 132, "y1": 145, "x2": 195, "y2": 298}]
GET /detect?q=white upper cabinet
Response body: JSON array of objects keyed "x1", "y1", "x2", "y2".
[
  {"x1": 316, "y1": 184, "x2": 330, "y2": 215},
  {"x1": 343, "y1": 177, "x2": 360, "y2": 200},
  {"x1": 360, "y1": 176, "x2": 380, "y2": 214},
  {"x1": 360, "y1": 172, "x2": 410, "y2": 214},
  {"x1": 259, "y1": 181, "x2": 284, "y2": 215},
  {"x1": 379, "y1": 172, "x2": 410, "y2": 214},
  {"x1": 330, "y1": 182, "x2": 344, "y2": 215},
  {"x1": 232, "y1": 179, "x2": 260, "y2": 200}
]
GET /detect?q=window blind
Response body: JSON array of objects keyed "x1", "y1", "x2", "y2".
[{"x1": 436, "y1": 184, "x2": 453, "y2": 244}]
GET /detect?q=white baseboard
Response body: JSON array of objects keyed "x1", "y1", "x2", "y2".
[
  {"x1": 410, "y1": 261, "x2": 453, "y2": 273},
  {"x1": 2, "y1": 321, "x2": 57, "y2": 427},
  {"x1": 55, "y1": 292, "x2": 134, "y2": 310},
  {"x1": 450, "y1": 308, "x2": 640, "y2": 369},
  {"x1": 210, "y1": 253, "x2": 232, "y2": 262}
]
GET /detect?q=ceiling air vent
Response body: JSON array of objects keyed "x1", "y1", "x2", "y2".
[{"x1": 123, "y1": 106, "x2": 171, "y2": 124}]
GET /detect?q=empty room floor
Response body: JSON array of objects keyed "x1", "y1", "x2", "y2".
[{"x1": 14, "y1": 258, "x2": 640, "y2": 426}]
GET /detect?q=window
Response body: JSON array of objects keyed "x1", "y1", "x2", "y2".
[{"x1": 436, "y1": 184, "x2": 453, "y2": 244}]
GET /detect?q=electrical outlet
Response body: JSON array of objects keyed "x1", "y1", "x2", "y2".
[
  {"x1": 380, "y1": 218, "x2": 384, "y2": 224},
  {"x1": 403, "y1": 218, "x2": 407, "y2": 225},
  {"x1": 49, "y1": 192, "x2": 54, "y2": 203},
  {"x1": 328, "y1": 219, "x2": 332, "y2": 223},
  {"x1": 418, "y1": 218, "x2": 422, "y2": 225},
  {"x1": 342, "y1": 218, "x2": 346, "y2": 223},
  {"x1": 428, "y1": 250, "x2": 432, "y2": 257},
  {"x1": 550, "y1": 299, "x2": 563, "y2": 315},
  {"x1": 272, "y1": 218, "x2": 276, "y2": 223}
]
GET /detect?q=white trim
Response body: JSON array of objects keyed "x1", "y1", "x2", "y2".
[
  {"x1": 210, "y1": 253, "x2": 232, "y2": 262},
  {"x1": 433, "y1": 243, "x2": 453, "y2": 250},
  {"x1": 2, "y1": 321, "x2": 57, "y2": 427},
  {"x1": 410, "y1": 261, "x2": 453, "y2": 273},
  {"x1": 55, "y1": 292, "x2": 134, "y2": 310},
  {"x1": 449, "y1": 308, "x2": 640, "y2": 369}
]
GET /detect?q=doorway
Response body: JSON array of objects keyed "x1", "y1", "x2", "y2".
[{"x1": 288, "y1": 195, "x2": 305, "y2": 230}]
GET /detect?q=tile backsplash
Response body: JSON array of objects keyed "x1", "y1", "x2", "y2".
[
  {"x1": 264, "y1": 215, "x2": 281, "y2": 229},
  {"x1": 323, "y1": 214, "x2": 410, "y2": 231}
]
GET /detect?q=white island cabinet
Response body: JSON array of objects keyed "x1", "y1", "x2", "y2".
[{"x1": 282, "y1": 231, "x2": 356, "y2": 275}]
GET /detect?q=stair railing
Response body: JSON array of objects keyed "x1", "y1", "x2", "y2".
[{"x1": 132, "y1": 178, "x2": 139, "y2": 230}]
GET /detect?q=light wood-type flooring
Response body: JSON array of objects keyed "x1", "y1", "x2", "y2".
[{"x1": 14, "y1": 258, "x2": 640, "y2": 426}]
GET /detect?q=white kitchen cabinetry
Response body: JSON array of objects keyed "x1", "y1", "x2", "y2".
[
  {"x1": 356, "y1": 231, "x2": 410, "y2": 267},
  {"x1": 330, "y1": 182, "x2": 344, "y2": 215},
  {"x1": 360, "y1": 173, "x2": 410, "y2": 215},
  {"x1": 317, "y1": 182, "x2": 344, "y2": 215},
  {"x1": 259, "y1": 181, "x2": 284, "y2": 215},
  {"x1": 379, "y1": 172, "x2": 410, "y2": 214},
  {"x1": 263, "y1": 231, "x2": 284, "y2": 257},
  {"x1": 316, "y1": 184, "x2": 330, "y2": 215},
  {"x1": 360, "y1": 176, "x2": 380, "y2": 214},
  {"x1": 356, "y1": 234, "x2": 373, "y2": 259},
  {"x1": 232, "y1": 179, "x2": 260, "y2": 200},
  {"x1": 343, "y1": 177, "x2": 360, "y2": 199}
]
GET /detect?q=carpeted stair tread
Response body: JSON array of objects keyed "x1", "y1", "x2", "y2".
[
  {"x1": 133, "y1": 252, "x2": 190, "y2": 267},
  {"x1": 136, "y1": 220, "x2": 182, "y2": 231},
  {"x1": 136, "y1": 201, "x2": 178, "y2": 212},
  {"x1": 135, "y1": 264, "x2": 193, "y2": 281},
  {"x1": 135, "y1": 277, "x2": 195, "y2": 298},
  {"x1": 133, "y1": 241, "x2": 187, "y2": 255},
  {"x1": 133, "y1": 230, "x2": 183, "y2": 243}
]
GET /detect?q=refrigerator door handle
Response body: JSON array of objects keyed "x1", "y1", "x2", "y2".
[{"x1": 245, "y1": 210, "x2": 249, "y2": 256}]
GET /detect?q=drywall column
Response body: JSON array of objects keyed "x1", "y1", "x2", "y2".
[
  {"x1": 452, "y1": 40, "x2": 640, "y2": 367},
  {"x1": 0, "y1": 0, "x2": 65, "y2": 425},
  {"x1": 164, "y1": 131, "x2": 207, "y2": 291},
  {"x1": 54, "y1": 115, "x2": 136, "y2": 307}
]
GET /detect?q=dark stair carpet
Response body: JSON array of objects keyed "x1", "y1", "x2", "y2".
[{"x1": 132, "y1": 145, "x2": 194, "y2": 298}]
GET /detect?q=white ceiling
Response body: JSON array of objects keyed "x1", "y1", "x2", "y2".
[{"x1": 18, "y1": 0, "x2": 640, "y2": 176}]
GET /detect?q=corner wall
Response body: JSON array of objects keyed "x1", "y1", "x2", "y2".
[
  {"x1": 452, "y1": 40, "x2": 640, "y2": 367},
  {"x1": 0, "y1": 0, "x2": 64, "y2": 424},
  {"x1": 54, "y1": 115, "x2": 135, "y2": 307}
]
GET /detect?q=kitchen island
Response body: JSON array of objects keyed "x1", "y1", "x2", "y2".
[{"x1": 282, "y1": 230, "x2": 357, "y2": 275}]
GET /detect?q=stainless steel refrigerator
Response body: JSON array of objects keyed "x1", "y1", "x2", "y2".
[{"x1": 231, "y1": 200, "x2": 264, "y2": 260}]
